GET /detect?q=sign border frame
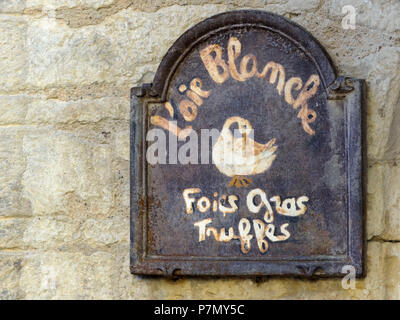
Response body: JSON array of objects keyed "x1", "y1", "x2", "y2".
[{"x1": 130, "y1": 10, "x2": 366, "y2": 278}]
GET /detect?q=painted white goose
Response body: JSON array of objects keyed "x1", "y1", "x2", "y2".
[{"x1": 212, "y1": 116, "x2": 277, "y2": 187}]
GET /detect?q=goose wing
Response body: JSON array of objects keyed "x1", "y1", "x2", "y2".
[
  {"x1": 253, "y1": 138, "x2": 277, "y2": 156},
  {"x1": 233, "y1": 137, "x2": 277, "y2": 157}
]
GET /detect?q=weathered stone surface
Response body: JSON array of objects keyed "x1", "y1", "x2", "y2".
[
  {"x1": 23, "y1": 216, "x2": 78, "y2": 249},
  {"x1": 365, "y1": 160, "x2": 400, "y2": 241},
  {"x1": 328, "y1": 0, "x2": 400, "y2": 34},
  {"x1": 0, "y1": 219, "x2": 29, "y2": 249},
  {"x1": 380, "y1": 161, "x2": 400, "y2": 240},
  {"x1": 0, "y1": 16, "x2": 28, "y2": 93},
  {"x1": 0, "y1": 0, "x2": 26, "y2": 13},
  {"x1": 0, "y1": 254, "x2": 25, "y2": 299},
  {"x1": 17, "y1": 215, "x2": 128, "y2": 251},
  {"x1": 366, "y1": 162, "x2": 385, "y2": 239},
  {"x1": 114, "y1": 128, "x2": 129, "y2": 160},
  {"x1": 21, "y1": 129, "x2": 113, "y2": 216},
  {"x1": 112, "y1": 158, "x2": 130, "y2": 209},
  {"x1": 3, "y1": 0, "x2": 321, "y2": 14},
  {"x1": 0, "y1": 95, "x2": 30, "y2": 125},
  {"x1": 26, "y1": 97, "x2": 129, "y2": 124},
  {"x1": 384, "y1": 243, "x2": 400, "y2": 299},
  {"x1": 363, "y1": 48, "x2": 400, "y2": 161},
  {"x1": 0, "y1": 0, "x2": 117, "y2": 13},
  {"x1": 0, "y1": 128, "x2": 32, "y2": 217},
  {"x1": 81, "y1": 216, "x2": 128, "y2": 246},
  {"x1": 0, "y1": 0, "x2": 399, "y2": 299},
  {"x1": 23, "y1": 6, "x2": 211, "y2": 88},
  {"x1": 27, "y1": 0, "x2": 116, "y2": 10},
  {"x1": 20, "y1": 250, "x2": 121, "y2": 299},
  {"x1": 0, "y1": 95, "x2": 129, "y2": 125}
]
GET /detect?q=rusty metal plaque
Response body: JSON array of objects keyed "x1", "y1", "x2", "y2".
[{"x1": 130, "y1": 10, "x2": 365, "y2": 277}]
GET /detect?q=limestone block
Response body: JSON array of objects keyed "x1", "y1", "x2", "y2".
[
  {"x1": 22, "y1": 216, "x2": 81, "y2": 250},
  {"x1": 384, "y1": 243, "x2": 400, "y2": 299},
  {"x1": 0, "y1": 95, "x2": 30, "y2": 125},
  {"x1": 0, "y1": 16, "x2": 28, "y2": 93},
  {"x1": 21, "y1": 129, "x2": 113, "y2": 216},
  {"x1": 0, "y1": 128, "x2": 32, "y2": 217},
  {"x1": 380, "y1": 161, "x2": 400, "y2": 240},
  {"x1": 114, "y1": 128, "x2": 129, "y2": 161},
  {"x1": 0, "y1": 253, "x2": 25, "y2": 300},
  {"x1": 111, "y1": 158, "x2": 130, "y2": 209},
  {"x1": 20, "y1": 250, "x2": 119, "y2": 299},
  {"x1": 0, "y1": 219, "x2": 29, "y2": 249},
  {"x1": 0, "y1": 0, "x2": 26, "y2": 13},
  {"x1": 81, "y1": 216, "x2": 128, "y2": 246},
  {"x1": 363, "y1": 48, "x2": 400, "y2": 160},
  {"x1": 26, "y1": 0, "x2": 116, "y2": 11},
  {"x1": 21, "y1": 215, "x2": 128, "y2": 250},
  {"x1": 365, "y1": 160, "x2": 400, "y2": 241},
  {"x1": 328, "y1": 0, "x2": 400, "y2": 33},
  {"x1": 366, "y1": 162, "x2": 384, "y2": 239},
  {"x1": 25, "y1": 97, "x2": 129, "y2": 124}
]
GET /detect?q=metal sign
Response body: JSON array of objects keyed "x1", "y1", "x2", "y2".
[{"x1": 130, "y1": 10, "x2": 365, "y2": 277}]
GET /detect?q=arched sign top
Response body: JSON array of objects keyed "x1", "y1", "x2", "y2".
[{"x1": 151, "y1": 10, "x2": 337, "y2": 100}]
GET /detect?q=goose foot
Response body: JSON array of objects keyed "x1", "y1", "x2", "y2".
[{"x1": 228, "y1": 176, "x2": 253, "y2": 188}]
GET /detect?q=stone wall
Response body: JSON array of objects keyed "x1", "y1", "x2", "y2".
[{"x1": 0, "y1": 0, "x2": 399, "y2": 299}]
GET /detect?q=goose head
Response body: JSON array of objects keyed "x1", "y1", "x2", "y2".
[{"x1": 223, "y1": 116, "x2": 253, "y2": 137}]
